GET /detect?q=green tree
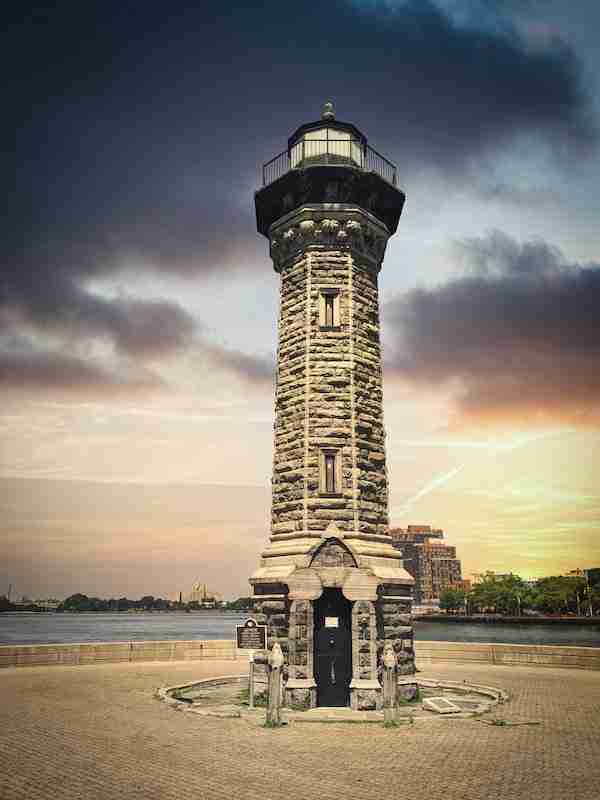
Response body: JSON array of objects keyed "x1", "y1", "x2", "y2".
[
  {"x1": 533, "y1": 576, "x2": 586, "y2": 614},
  {"x1": 227, "y1": 597, "x2": 253, "y2": 611},
  {"x1": 59, "y1": 593, "x2": 92, "y2": 612},
  {"x1": 0, "y1": 595, "x2": 15, "y2": 612},
  {"x1": 589, "y1": 586, "x2": 600, "y2": 616},
  {"x1": 469, "y1": 573, "x2": 526, "y2": 615},
  {"x1": 439, "y1": 588, "x2": 466, "y2": 614}
]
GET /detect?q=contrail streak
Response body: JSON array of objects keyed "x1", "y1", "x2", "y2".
[{"x1": 399, "y1": 464, "x2": 465, "y2": 512}]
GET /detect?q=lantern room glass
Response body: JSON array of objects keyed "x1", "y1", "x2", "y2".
[{"x1": 290, "y1": 127, "x2": 364, "y2": 169}]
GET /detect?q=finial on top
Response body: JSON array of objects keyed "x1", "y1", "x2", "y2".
[{"x1": 321, "y1": 101, "x2": 335, "y2": 120}]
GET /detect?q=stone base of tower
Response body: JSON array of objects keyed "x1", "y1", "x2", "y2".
[{"x1": 249, "y1": 534, "x2": 416, "y2": 710}]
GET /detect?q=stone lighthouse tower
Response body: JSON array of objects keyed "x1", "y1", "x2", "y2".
[{"x1": 250, "y1": 104, "x2": 415, "y2": 710}]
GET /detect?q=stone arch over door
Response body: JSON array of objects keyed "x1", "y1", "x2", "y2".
[{"x1": 310, "y1": 537, "x2": 357, "y2": 569}]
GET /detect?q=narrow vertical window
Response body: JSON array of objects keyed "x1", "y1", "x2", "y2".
[
  {"x1": 325, "y1": 453, "x2": 336, "y2": 493},
  {"x1": 319, "y1": 290, "x2": 340, "y2": 328},
  {"x1": 324, "y1": 294, "x2": 335, "y2": 327}
]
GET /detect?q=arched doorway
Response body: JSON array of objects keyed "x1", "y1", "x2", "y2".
[{"x1": 313, "y1": 588, "x2": 352, "y2": 707}]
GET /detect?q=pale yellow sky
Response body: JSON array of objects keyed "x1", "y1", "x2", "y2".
[{"x1": 2, "y1": 374, "x2": 599, "y2": 599}]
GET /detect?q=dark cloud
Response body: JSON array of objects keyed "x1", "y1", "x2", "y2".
[
  {"x1": 0, "y1": 350, "x2": 164, "y2": 396},
  {"x1": 1, "y1": 262, "x2": 197, "y2": 359},
  {"x1": 0, "y1": 331, "x2": 273, "y2": 396},
  {"x1": 5, "y1": 0, "x2": 596, "y2": 279},
  {"x1": 2, "y1": 1, "x2": 597, "y2": 399},
  {"x1": 347, "y1": 0, "x2": 596, "y2": 169},
  {"x1": 203, "y1": 342, "x2": 274, "y2": 387},
  {"x1": 384, "y1": 230, "x2": 600, "y2": 425}
]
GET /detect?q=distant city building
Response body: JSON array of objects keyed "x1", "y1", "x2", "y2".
[
  {"x1": 564, "y1": 568, "x2": 586, "y2": 578},
  {"x1": 471, "y1": 572, "x2": 514, "y2": 583},
  {"x1": 33, "y1": 598, "x2": 61, "y2": 610},
  {"x1": 390, "y1": 525, "x2": 462, "y2": 603},
  {"x1": 563, "y1": 568, "x2": 600, "y2": 588},
  {"x1": 186, "y1": 582, "x2": 222, "y2": 606},
  {"x1": 585, "y1": 568, "x2": 600, "y2": 587},
  {"x1": 449, "y1": 579, "x2": 472, "y2": 593}
]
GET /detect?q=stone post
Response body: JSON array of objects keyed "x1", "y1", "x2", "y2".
[
  {"x1": 248, "y1": 652, "x2": 255, "y2": 709},
  {"x1": 266, "y1": 643, "x2": 285, "y2": 726},
  {"x1": 382, "y1": 642, "x2": 397, "y2": 724}
]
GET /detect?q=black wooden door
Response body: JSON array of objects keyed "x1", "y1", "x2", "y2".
[{"x1": 314, "y1": 589, "x2": 352, "y2": 707}]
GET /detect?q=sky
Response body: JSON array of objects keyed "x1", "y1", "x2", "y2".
[{"x1": 3, "y1": 0, "x2": 600, "y2": 600}]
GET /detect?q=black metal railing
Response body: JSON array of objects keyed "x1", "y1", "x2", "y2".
[
  {"x1": 262, "y1": 150, "x2": 290, "y2": 186},
  {"x1": 364, "y1": 145, "x2": 397, "y2": 187},
  {"x1": 262, "y1": 139, "x2": 397, "y2": 187}
]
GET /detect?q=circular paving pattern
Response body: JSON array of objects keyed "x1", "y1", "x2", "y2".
[{"x1": 157, "y1": 673, "x2": 510, "y2": 722}]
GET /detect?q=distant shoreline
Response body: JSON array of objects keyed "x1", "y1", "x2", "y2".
[
  {"x1": 3, "y1": 609, "x2": 599, "y2": 626},
  {"x1": 0, "y1": 609, "x2": 249, "y2": 616},
  {"x1": 415, "y1": 614, "x2": 600, "y2": 625}
]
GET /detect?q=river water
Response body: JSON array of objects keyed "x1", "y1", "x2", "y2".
[{"x1": 1, "y1": 612, "x2": 600, "y2": 647}]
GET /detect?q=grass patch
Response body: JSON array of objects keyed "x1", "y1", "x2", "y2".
[
  {"x1": 477, "y1": 718, "x2": 541, "y2": 727},
  {"x1": 383, "y1": 715, "x2": 415, "y2": 728},
  {"x1": 238, "y1": 688, "x2": 268, "y2": 708},
  {"x1": 285, "y1": 693, "x2": 311, "y2": 711},
  {"x1": 397, "y1": 688, "x2": 422, "y2": 705},
  {"x1": 293, "y1": 718, "x2": 382, "y2": 725}
]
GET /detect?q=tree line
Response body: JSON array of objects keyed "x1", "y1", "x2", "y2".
[
  {"x1": 0, "y1": 594, "x2": 255, "y2": 613},
  {"x1": 55, "y1": 594, "x2": 255, "y2": 612},
  {"x1": 440, "y1": 571, "x2": 600, "y2": 616}
]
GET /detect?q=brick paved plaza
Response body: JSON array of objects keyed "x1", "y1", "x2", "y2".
[{"x1": 1, "y1": 660, "x2": 599, "y2": 800}]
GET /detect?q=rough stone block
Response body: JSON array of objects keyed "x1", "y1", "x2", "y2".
[
  {"x1": 397, "y1": 682, "x2": 418, "y2": 701},
  {"x1": 355, "y1": 690, "x2": 378, "y2": 710}
]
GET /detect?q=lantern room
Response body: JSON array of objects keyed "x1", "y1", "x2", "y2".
[{"x1": 288, "y1": 102, "x2": 366, "y2": 169}]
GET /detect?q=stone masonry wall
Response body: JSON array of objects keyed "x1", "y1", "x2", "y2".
[
  {"x1": 271, "y1": 254, "x2": 309, "y2": 537},
  {"x1": 252, "y1": 591, "x2": 290, "y2": 693},
  {"x1": 307, "y1": 250, "x2": 354, "y2": 531},
  {"x1": 351, "y1": 260, "x2": 388, "y2": 536},
  {"x1": 270, "y1": 230, "x2": 389, "y2": 540},
  {"x1": 377, "y1": 587, "x2": 416, "y2": 676}
]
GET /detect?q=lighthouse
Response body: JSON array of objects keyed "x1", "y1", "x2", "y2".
[{"x1": 250, "y1": 104, "x2": 415, "y2": 710}]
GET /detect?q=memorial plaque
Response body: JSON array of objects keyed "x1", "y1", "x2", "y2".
[
  {"x1": 423, "y1": 696, "x2": 462, "y2": 715},
  {"x1": 236, "y1": 618, "x2": 267, "y2": 650}
]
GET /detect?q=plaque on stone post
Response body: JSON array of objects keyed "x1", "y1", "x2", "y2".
[
  {"x1": 236, "y1": 618, "x2": 267, "y2": 650},
  {"x1": 236, "y1": 618, "x2": 267, "y2": 709}
]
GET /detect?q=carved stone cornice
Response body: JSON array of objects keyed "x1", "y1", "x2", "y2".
[{"x1": 268, "y1": 205, "x2": 390, "y2": 272}]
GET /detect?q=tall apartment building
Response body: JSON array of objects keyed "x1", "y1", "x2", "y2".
[{"x1": 390, "y1": 525, "x2": 463, "y2": 603}]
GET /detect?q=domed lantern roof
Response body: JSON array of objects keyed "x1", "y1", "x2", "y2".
[{"x1": 287, "y1": 102, "x2": 367, "y2": 170}]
